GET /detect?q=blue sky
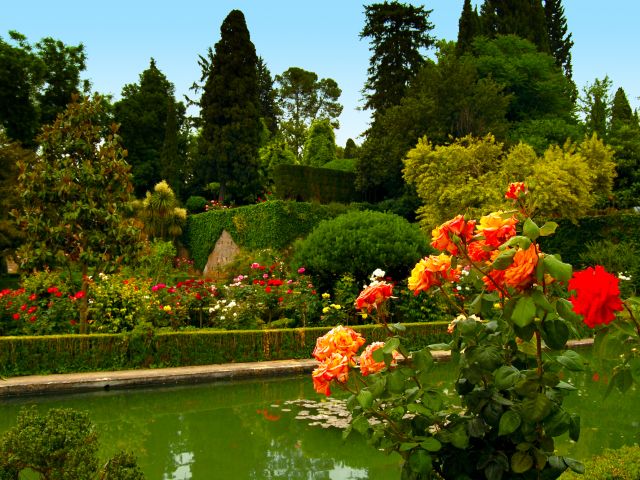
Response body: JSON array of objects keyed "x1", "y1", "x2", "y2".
[{"x1": 2, "y1": 1, "x2": 638, "y2": 146}]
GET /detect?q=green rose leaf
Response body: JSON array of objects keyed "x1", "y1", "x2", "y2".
[
  {"x1": 544, "y1": 409, "x2": 570, "y2": 437},
  {"x1": 511, "y1": 451, "x2": 533, "y2": 473},
  {"x1": 399, "y1": 442, "x2": 419, "y2": 452},
  {"x1": 512, "y1": 296, "x2": 536, "y2": 328},
  {"x1": 543, "y1": 255, "x2": 572, "y2": 282},
  {"x1": 556, "y1": 350, "x2": 586, "y2": 372},
  {"x1": 541, "y1": 319, "x2": 569, "y2": 350},
  {"x1": 407, "y1": 403, "x2": 432, "y2": 416},
  {"x1": 450, "y1": 424, "x2": 469, "y2": 449},
  {"x1": 371, "y1": 347, "x2": 385, "y2": 363},
  {"x1": 351, "y1": 414, "x2": 370, "y2": 434},
  {"x1": 505, "y1": 235, "x2": 532, "y2": 250},
  {"x1": 491, "y1": 249, "x2": 517, "y2": 270},
  {"x1": 357, "y1": 389, "x2": 373, "y2": 409},
  {"x1": 564, "y1": 457, "x2": 585, "y2": 474},
  {"x1": 383, "y1": 337, "x2": 400, "y2": 354},
  {"x1": 420, "y1": 437, "x2": 442, "y2": 452},
  {"x1": 539, "y1": 221, "x2": 558, "y2": 236},
  {"x1": 523, "y1": 218, "x2": 540, "y2": 241},
  {"x1": 498, "y1": 410, "x2": 521, "y2": 436},
  {"x1": 569, "y1": 414, "x2": 580, "y2": 442},
  {"x1": 494, "y1": 365, "x2": 521, "y2": 390},
  {"x1": 387, "y1": 369, "x2": 406, "y2": 394},
  {"x1": 409, "y1": 449, "x2": 432, "y2": 474},
  {"x1": 521, "y1": 394, "x2": 553, "y2": 422},
  {"x1": 532, "y1": 289, "x2": 554, "y2": 313},
  {"x1": 556, "y1": 298, "x2": 581, "y2": 323},
  {"x1": 411, "y1": 348, "x2": 434, "y2": 372}
]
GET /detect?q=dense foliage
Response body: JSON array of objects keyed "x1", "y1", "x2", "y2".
[
  {"x1": 293, "y1": 210, "x2": 429, "y2": 290},
  {"x1": 0, "y1": 407, "x2": 144, "y2": 479}
]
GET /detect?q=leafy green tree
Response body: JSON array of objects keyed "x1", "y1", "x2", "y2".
[
  {"x1": 0, "y1": 407, "x2": 144, "y2": 479},
  {"x1": 0, "y1": 130, "x2": 29, "y2": 272},
  {"x1": 198, "y1": 9, "x2": 262, "y2": 203},
  {"x1": 581, "y1": 76, "x2": 612, "y2": 138},
  {"x1": 259, "y1": 136, "x2": 297, "y2": 193},
  {"x1": 356, "y1": 41, "x2": 510, "y2": 200},
  {"x1": 275, "y1": 66, "x2": 342, "y2": 159},
  {"x1": 544, "y1": 0, "x2": 574, "y2": 79},
  {"x1": 473, "y1": 35, "x2": 575, "y2": 123},
  {"x1": 360, "y1": 1, "x2": 435, "y2": 114},
  {"x1": 456, "y1": 0, "x2": 480, "y2": 55},
  {"x1": 0, "y1": 31, "x2": 86, "y2": 147},
  {"x1": 13, "y1": 94, "x2": 141, "y2": 332},
  {"x1": 114, "y1": 58, "x2": 186, "y2": 197},
  {"x1": 257, "y1": 56, "x2": 279, "y2": 135},
  {"x1": 137, "y1": 180, "x2": 187, "y2": 242},
  {"x1": 302, "y1": 118, "x2": 337, "y2": 167}
]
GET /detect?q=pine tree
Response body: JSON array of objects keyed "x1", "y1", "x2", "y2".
[
  {"x1": 610, "y1": 87, "x2": 634, "y2": 128},
  {"x1": 544, "y1": 0, "x2": 573, "y2": 79},
  {"x1": 360, "y1": 1, "x2": 435, "y2": 114},
  {"x1": 457, "y1": 0, "x2": 480, "y2": 55},
  {"x1": 199, "y1": 10, "x2": 262, "y2": 203}
]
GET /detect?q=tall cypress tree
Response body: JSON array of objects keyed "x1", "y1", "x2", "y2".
[
  {"x1": 360, "y1": 1, "x2": 435, "y2": 115},
  {"x1": 457, "y1": 0, "x2": 480, "y2": 55},
  {"x1": 199, "y1": 10, "x2": 262, "y2": 203},
  {"x1": 544, "y1": 0, "x2": 573, "y2": 79}
]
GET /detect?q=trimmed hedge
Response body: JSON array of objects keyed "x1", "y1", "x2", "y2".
[
  {"x1": 273, "y1": 164, "x2": 360, "y2": 204},
  {"x1": 184, "y1": 200, "x2": 352, "y2": 270},
  {"x1": 539, "y1": 213, "x2": 640, "y2": 266},
  {"x1": 0, "y1": 322, "x2": 449, "y2": 377}
]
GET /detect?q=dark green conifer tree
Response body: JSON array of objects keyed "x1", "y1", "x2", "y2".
[
  {"x1": 544, "y1": 0, "x2": 573, "y2": 79},
  {"x1": 457, "y1": 0, "x2": 480, "y2": 55},
  {"x1": 114, "y1": 58, "x2": 185, "y2": 197},
  {"x1": 479, "y1": 0, "x2": 549, "y2": 52},
  {"x1": 199, "y1": 9, "x2": 262, "y2": 203},
  {"x1": 611, "y1": 87, "x2": 634, "y2": 128},
  {"x1": 360, "y1": 1, "x2": 435, "y2": 115}
]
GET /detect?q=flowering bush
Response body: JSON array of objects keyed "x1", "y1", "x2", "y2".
[{"x1": 310, "y1": 183, "x2": 640, "y2": 480}]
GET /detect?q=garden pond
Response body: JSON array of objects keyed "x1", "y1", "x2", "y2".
[{"x1": 0, "y1": 353, "x2": 638, "y2": 479}]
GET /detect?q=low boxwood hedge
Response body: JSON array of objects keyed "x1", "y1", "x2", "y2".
[{"x1": 0, "y1": 322, "x2": 449, "y2": 377}]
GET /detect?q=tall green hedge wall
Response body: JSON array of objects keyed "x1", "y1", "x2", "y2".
[
  {"x1": 539, "y1": 213, "x2": 640, "y2": 265},
  {"x1": 273, "y1": 164, "x2": 360, "y2": 204},
  {"x1": 0, "y1": 323, "x2": 449, "y2": 377},
  {"x1": 184, "y1": 200, "x2": 352, "y2": 270}
]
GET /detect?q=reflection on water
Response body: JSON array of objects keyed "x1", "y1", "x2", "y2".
[{"x1": 0, "y1": 354, "x2": 637, "y2": 479}]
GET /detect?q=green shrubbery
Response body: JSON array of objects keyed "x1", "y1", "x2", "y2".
[
  {"x1": 0, "y1": 407, "x2": 144, "y2": 479},
  {"x1": 293, "y1": 210, "x2": 430, "y2": 291},
  {"x1": 560, "y1": 446, "x2": 640, "y2": 480},
  {"x1": 0, "y1": 322, "x2": 449, "y2": 377},
  {"x1": 273, "y1": 164, "x2": 359, "y2": 203}
]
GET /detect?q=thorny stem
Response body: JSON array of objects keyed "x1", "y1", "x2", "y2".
[
  {"x1": 534, "y1": 330, "x2": 543, "y2": 378},
  {"x1": 622, "y1": 301, "x2": 640, "y2": 338}
]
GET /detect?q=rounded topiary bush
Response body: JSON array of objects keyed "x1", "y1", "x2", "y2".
[
  {"x1": 293, "y1": 210, "x2": 430, "y2": 291},
  {"x1": 185, "y1": 195, "x2": 208, "y2": 214}
]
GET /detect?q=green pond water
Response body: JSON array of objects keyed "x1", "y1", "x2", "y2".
[{"x1": 0, "y1": 356, "x2": 638, "y2": 479}]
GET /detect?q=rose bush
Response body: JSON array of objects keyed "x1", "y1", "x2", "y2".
[{"x1": 310, "y1": 183, "x2": 639, "y2": 480}]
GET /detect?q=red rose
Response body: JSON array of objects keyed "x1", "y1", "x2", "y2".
[
  {"x1": 431, "y1": 215, "x2": 476, "y2": 255},
  {"x1": 568, "y1": 265, "x2": 623, "y2": 328},
  {"x1": 355, "y1": 282, "x2": 393, "y2": 312},
  {"x1": 505, "y1": 182, "x2": 527, "y2": 200}
]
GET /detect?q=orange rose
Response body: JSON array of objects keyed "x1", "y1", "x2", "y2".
[
  {"x1": 312, "y1": 352, "x2": 350, "y2": 396},
  {"x1": 358, "y1": 341, "x2": 399, "y2": 376},
  {"x1": 505, "y1": 182, "x2": 527, "y2": 200},
  {"x1": 355, "y1": 281, "x2": 393, "y2": 312},
  {"x1": 467, "y1": 240, "x2": 492, "y2": 262},
  {"x1": 431, "y1": 215, "x2": 476, "y2": 255},
  {"x1": 408, "y1": 254, "x2": 461, "y2": 295},
  {"x1": 312, "y1": 325, "x2": 365, "y2": 361},
  {"x1": 476, "y1": 212, "x2": 518, "y2": 248},
  {"x1": 504, "y1": 243, "x2": 539, "y2": 290}
]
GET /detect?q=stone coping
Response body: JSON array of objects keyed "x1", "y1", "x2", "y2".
[{"x1": 0, "y1": 339, "x2": 592, "y2": 398}]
